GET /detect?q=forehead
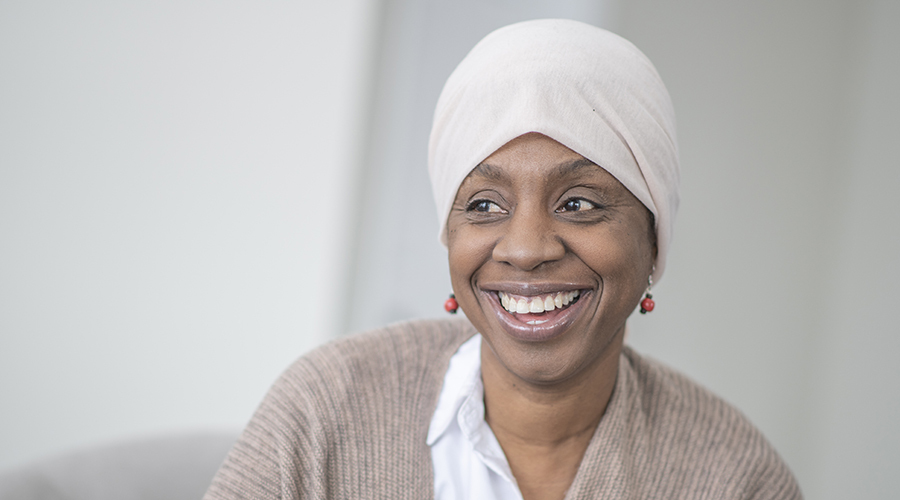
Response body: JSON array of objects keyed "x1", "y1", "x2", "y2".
[
  {"x1": 483, "y1": 132, "x2": 583, "y2": 167},
  {"x1": 460, "y1": 133, "x2": 615, "y2": 188},
  {"x1": 468, "y1": 157, "x2": 599, "y2": 183}
]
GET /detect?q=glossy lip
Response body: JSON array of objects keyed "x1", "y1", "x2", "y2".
[{"x1": 479, "y1": 283, "x2": 594, "y2": 342}]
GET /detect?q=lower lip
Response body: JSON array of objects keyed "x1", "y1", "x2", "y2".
[{"x1": 484, "y1": 290, "x2": 590, "y2": 342}]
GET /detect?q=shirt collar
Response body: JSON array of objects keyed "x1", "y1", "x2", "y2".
[{"x1": 426, "y1": 333, "x2": 483, "y2": 445}]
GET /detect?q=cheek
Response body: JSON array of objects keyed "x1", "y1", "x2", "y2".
[
  {"x1": 447, "y1": 225, "x2": 494, "y2": 291},
  {"x1": 573, "y1": 226, "x2": 653, "y2": 285}
]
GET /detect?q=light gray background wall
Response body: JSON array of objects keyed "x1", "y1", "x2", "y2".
[
  {"x1": 1, "y1": 0, "x2": 377, "y2": 469},
  {"x1": 2, "y1": 0, "x2": 898, "y2": 498},
  {"x1": 616, "y1": 1, "x2": 899, "y2": 498}
]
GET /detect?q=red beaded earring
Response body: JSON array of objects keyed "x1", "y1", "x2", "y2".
[
  {"x1": 639, "y1": 275, "x2": 655, "y2": 314},
  {"x1": 444, "y1": 293, "x2": 459, "y2": 314}
]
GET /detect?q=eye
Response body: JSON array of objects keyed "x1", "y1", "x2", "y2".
[
  {"x1": 557, "y1": 198, "x2": 597, "y2": 212},
  {"x1": 467, "y1": 199, "x2": 505, "y2": 213}
]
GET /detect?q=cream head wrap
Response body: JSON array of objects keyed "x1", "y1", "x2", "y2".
[{"x1": 428, "y1": 19, "x2": 680, "y2": 283}]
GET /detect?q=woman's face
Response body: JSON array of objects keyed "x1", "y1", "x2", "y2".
[{"x1": 447, "y1": 133, "x2": 656, "y2": 385}]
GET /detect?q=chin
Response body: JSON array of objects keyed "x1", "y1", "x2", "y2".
[{"x1": 472, "y1": 291, "x2": 628, "y2": 386}]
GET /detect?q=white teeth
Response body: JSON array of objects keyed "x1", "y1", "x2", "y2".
[
  {"x1": 498, "y1": 290, "x2": 581, "y2": 315},
  {"x1": 516, "y1": 298, "x2": 529, "y2": 314}
]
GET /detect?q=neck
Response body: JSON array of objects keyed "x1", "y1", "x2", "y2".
[
  {"x1": 481, "y1": 333, "x2": 623, "y2": 444},
  {"x1": 479, "y1": 331, "x2": 624, "y2": 500}
]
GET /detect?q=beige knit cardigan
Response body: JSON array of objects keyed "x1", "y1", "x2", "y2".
[{"x1": 204, "y1": 318, "x2": 802, "y2": 499}]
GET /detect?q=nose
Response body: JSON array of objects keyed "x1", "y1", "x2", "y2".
[{"x1": 491, "y1": 205, "x2": 566, "y2": 271}]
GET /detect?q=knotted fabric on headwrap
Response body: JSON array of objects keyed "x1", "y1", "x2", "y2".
[{"x1": 428, "y1": 19, "x2": 680, "y2": 283}]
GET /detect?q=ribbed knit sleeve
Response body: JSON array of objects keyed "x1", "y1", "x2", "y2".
[
  {"x1": 203, "y1": 318, "x2": 475, "y2": 500},
  {"x1": 563, "y1": 346, "x2": 803, "y2": 500}
]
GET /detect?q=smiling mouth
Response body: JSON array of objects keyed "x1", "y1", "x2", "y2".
[
  {"x1": 498, "y1": 290, "x2": 582, "y2": 324},
  {"x1": 482, "y1": 285, "x2": 589, "y2": 342},
  {"x1": 482, "y1": 284, "x2": 591, "y2": 342}
]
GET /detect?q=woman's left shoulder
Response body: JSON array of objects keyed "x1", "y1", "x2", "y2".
[
  {"x1": 614, "y1": 346, "x2": 803, "y2": 499},
  {"x1": 618, "y1": 345, "x2": 754, "y2": 427}
]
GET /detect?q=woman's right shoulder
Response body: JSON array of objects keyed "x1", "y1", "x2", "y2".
[
  {"x1": 203, "y1": 318, "x2": 477, "y2": 500},
  {"x1": 266, "y1": 317, "x2": 477, "y2": 416}
]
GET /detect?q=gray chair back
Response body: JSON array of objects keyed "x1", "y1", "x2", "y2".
[{"x1": 0, "y1": 431, "x2": 239, "y2": 500}]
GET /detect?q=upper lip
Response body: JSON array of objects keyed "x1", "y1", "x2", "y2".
[{"x1": 479, "y1": 282, "x2": 591, "y2": 296}]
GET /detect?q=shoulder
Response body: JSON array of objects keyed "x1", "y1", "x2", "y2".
[
  {"x1": 306, "y1": 316, "x2": 476, "y2": 369},
  {"x1": 205, "y1": 318, "x2": 477, "y2": 500},
  {"x1": 616, "y1": 346, "x2": 802, "y2": 499},
  {"x1": 278, "y1": 317, "x2": 476, "y2": 397},
  {"x1": 261, "y1": 317, "x2": 477, "y2": 430},
  {"x1": 619, "y1": 345, "x2": 749, "y2": 430}
]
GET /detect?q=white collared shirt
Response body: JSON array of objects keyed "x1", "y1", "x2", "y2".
[{"x1": 427, "y1": 334, "x2": 524, "y2": 500}]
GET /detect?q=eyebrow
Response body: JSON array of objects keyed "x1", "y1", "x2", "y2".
[
  {"x1": 471, "y1": 157, "x2": 599, "y2": 180},
  {"x1": 469, "y1": 162, "x2": 506, "y2": 181},
  {"x1": 549, "y1": 158, "x2": 599, "y2": 178}
]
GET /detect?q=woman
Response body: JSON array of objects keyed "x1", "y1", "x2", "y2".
[{"x1": 205, "y1": 20, "x2": 801, "y2": 500}]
